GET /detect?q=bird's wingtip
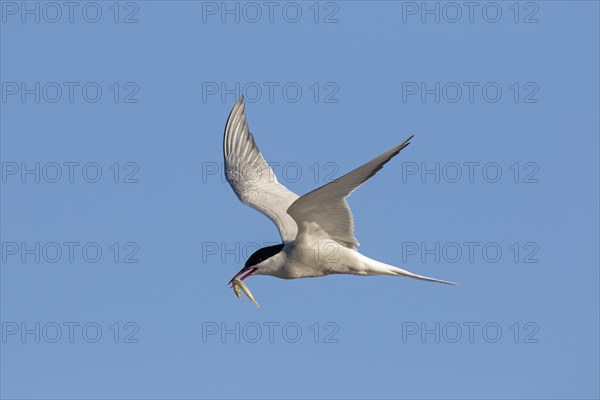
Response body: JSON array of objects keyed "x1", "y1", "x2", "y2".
[{"x1": 398, "y1": 134, "x2": 415, "y2": 148}]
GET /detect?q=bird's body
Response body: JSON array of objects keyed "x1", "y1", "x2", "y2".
[
  {"x1": 223, "y1": 96, "x2": 455, "y2": 292},
  {"x1": 257, "y1": 238, "x2": 359, "y2": 279},
  {"x1": 255, "y1": 239, "x2": 451, "y2": 284}
]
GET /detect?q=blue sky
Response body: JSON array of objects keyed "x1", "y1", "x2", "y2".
[{"x1": 1, "y1": 1, "x2": 599, "y2": 399}]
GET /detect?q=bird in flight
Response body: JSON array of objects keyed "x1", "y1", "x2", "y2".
[{"x1": 224, "y1": 97, "x2": 455, "y2": 306}]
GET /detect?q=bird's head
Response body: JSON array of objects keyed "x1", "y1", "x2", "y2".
[{"x1": 228, "y1": 243, "x2": 285, "y2": 285}]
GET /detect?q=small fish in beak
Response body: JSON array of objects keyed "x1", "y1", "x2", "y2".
[
  {"x1": 232, "y1": 282, "x2": 242, "y2": 299},
  {"x1": 231, "y1": 278, "x2": 259, "y2": 308}
]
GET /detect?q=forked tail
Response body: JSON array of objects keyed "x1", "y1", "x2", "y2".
[
  {"x1": 387, "y1": 265, "x2": 457, "y2": 285},
  {"x1": 359, "y1": 253, "x2": 457, "y2": 285}
]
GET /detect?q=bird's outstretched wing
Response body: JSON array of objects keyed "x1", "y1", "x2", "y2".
[
  {"x1": 223, "y1": 96, "x2": 300, "y2": 242},
  {"x1": 287, "y1": 136, "x2": 414, "y2": 249}
]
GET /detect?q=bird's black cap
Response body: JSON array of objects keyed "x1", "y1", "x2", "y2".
[{"x1": 245, "y1": 243, "x2": 284, "y2": 267}]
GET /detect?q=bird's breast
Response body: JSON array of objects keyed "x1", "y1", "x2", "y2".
[{"x1": 279, "y1": 240, "x2": 357, "y2": 278}]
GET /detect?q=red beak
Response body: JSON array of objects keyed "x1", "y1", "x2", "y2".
[{"x1": 228, "y1": 266, "x2": 258, "y2": 286}]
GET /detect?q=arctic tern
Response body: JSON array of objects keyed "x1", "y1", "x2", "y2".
[{"x1": 224, "y1": 96, "x2": 456, "y2": 301}]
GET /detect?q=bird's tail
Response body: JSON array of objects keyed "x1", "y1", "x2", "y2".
[
  {"x1": 358, "y1": 253, "x2": 457, "y2": 285},
  {"x1": 387, "y1": 265, "x2": 457, "y2": 285}
]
